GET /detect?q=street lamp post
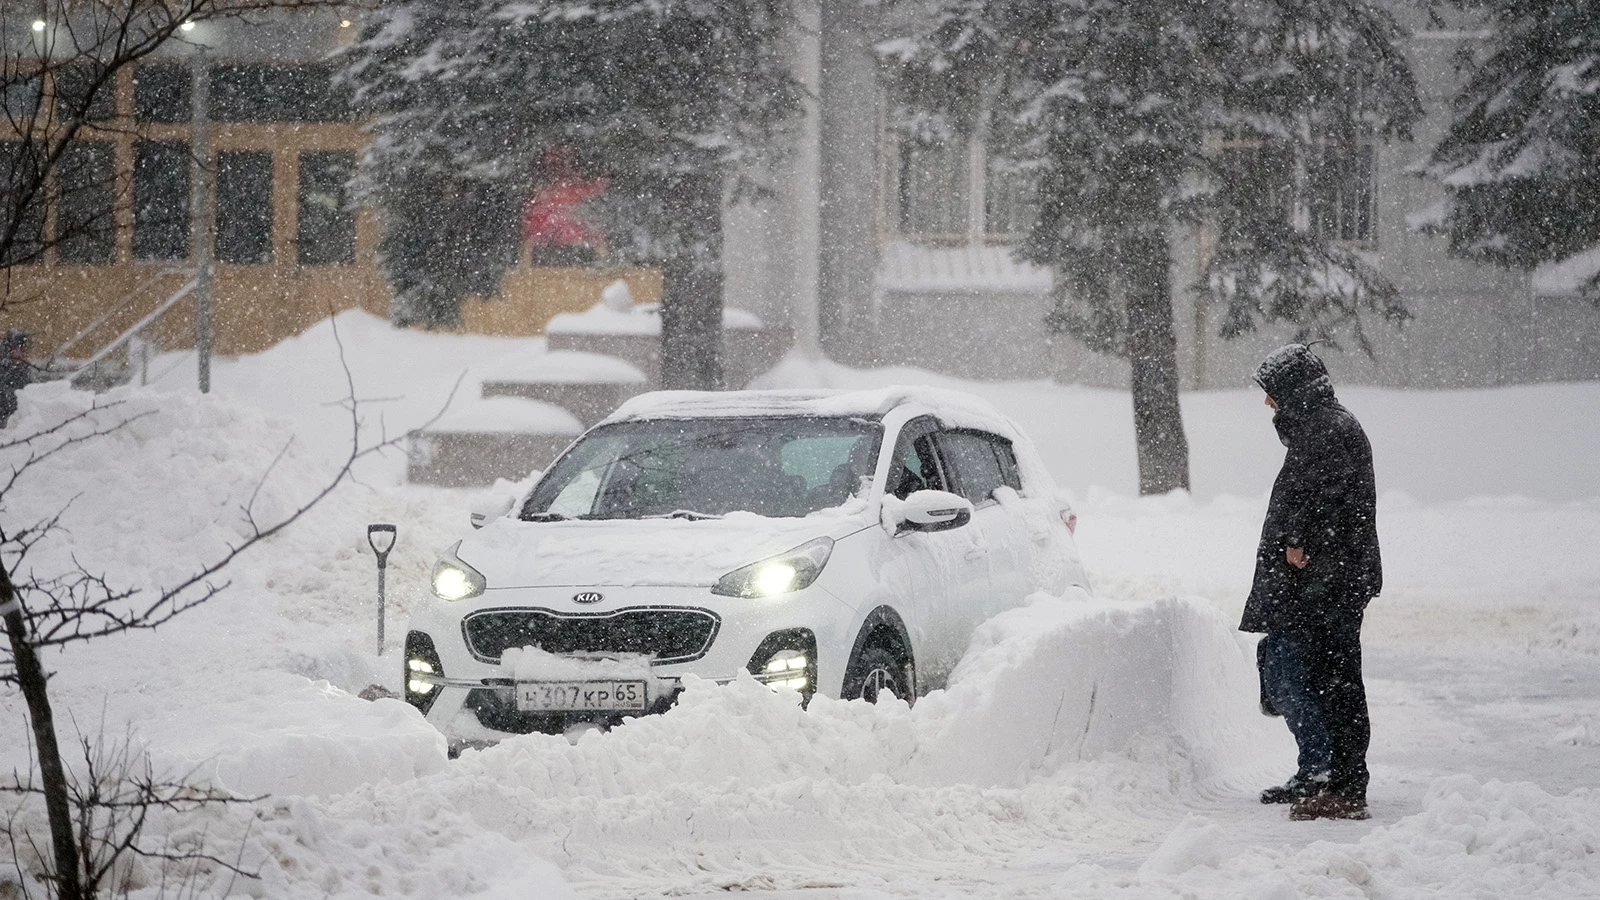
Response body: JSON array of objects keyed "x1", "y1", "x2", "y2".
[{"x1": 190, "y1": 41, "x2": 213, "y2": 393}]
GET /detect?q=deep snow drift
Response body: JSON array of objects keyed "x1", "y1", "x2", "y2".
[{"x1": 1, "y1": 312, "x2": 1597, "y2": 899}]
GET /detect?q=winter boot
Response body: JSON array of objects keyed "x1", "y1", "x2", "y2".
[
  {"x1": 1259, "y1": 773, "x2": 1325, "y2": 804},
  {"x1": 1289, "y1": 789, "x2": 1370, "y2": 821}
]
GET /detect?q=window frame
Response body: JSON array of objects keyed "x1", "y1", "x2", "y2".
[
  {"x1": 934, "y1": 429, "x2": 1020, "y2": 507},
  {"x1": 131, "y1": 139, "x2": 192, "y2": 262},
  {"x1": 132, "y1": 62, "x2": 192, "y2": 124},
  {"x1": 1213, "y1": 127, "x2": 1379, "y2": 250},
  {"x1": 54, "y1": 140, "x2": 117, "y2": 264},
  {"x1": 214, "y1": 149, "x2": 274, "y2": 265},
  {"x1": 296, "y1": 149, "x2": 356, "y2": 265},
  {"x1": 878, "y1": 90, "x2": 1034, "y2": 247}
]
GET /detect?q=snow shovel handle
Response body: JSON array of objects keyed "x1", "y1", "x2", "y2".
[{"x1": 367, "y1": 523, "x2": 397, "y2": 567}]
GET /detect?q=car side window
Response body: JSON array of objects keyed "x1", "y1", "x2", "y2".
[
  {"x1": 939, "y1": 430, "x2": 1007, "y2": 505},
  {"x1": 992, "y1": 437, "x2": 1022, "y2": 492},
  {"x1": 890, "y1": 418, "x2": 947, "y2": 499}
]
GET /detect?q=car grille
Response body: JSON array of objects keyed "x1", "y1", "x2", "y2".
[{"x1": 461, "y1": 607, "x2": 720, "y2": 664}]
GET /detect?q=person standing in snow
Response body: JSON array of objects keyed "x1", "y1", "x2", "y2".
[
  {"x1": 1242, "y1": 343, "x2": 1382, "y2": 821},
  {"x1": 0, "y1": 330, "x2": 34, "y2": 428}
]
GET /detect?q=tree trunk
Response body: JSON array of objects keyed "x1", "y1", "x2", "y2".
[
  {"x1": 658, "y1": 174, "x2": 724, "y2": 391},
  {"x1": 1122, "y1": 228, "x2": 1191, "y2": 495},
  {"x1": 2, "y1": 569, "x2": 85, "y2": 900}
]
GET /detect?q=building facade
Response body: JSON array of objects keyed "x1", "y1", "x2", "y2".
[
  {"x1": 2, "y1": 8, "x2": 658, "y2": 372},
  {"x1": 724, "y1": 2, "x2": 1600, "y2": 390},
  {"x1": 5, "y1": 4, "x2": 1596, "y2": 389}
]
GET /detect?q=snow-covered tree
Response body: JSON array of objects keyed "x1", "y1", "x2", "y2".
[
  {"x1": 1422, "y1": 0, "x2": 1600, "y2": 298},
  {"x1": 347, "y1": 0, "x2": 801, "y2": 389},
  {"x1": 882, "y1": 0, "x2": 1421, "y2": 494}
]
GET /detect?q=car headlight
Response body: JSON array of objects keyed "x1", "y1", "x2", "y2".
[
  {"x1": 431, "y1": 543, "x2": 486, "y2": 601},
  {"x1": 712, "y1": 537, "x2": 834, "y2": 598}
]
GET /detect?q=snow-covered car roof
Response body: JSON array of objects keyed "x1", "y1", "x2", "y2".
[{"x1": 604, "y1": 386, "x2": 1013, "y2": 433}]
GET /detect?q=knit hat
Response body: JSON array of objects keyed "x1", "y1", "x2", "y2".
[{"x1": 1252, "y1": 343, "x2": 1330, "y2": 403}]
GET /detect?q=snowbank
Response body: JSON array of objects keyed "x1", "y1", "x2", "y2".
[
  {"x1": 242, "y1": 594, "x2": 1280, "y2": 895},
  {"x1": 911, "y1": 595, "x2": 1283, "y2": 787}
]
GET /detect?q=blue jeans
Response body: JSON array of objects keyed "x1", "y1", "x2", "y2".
[{"x1": 1259, "y1": 633, "x2": 1332, "y2": 780}]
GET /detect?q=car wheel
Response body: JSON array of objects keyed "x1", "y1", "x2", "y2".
[{"x1": 843, "y1": 643, "x2": 913, "y2": 703}]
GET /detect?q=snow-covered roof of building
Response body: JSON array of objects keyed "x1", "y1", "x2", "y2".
[
  {"x1": 546, "y1": 302, "x2": 764, "y2": 336},
  {"x1": 876, "y1": 241, "x2": 1052, "y2": 294},
  {"x1": 428, "y1": 396, "x2": 584, "y2": 435},
  {"x1": 473, "y1": 348, "x2": 648, "y2": 385}
]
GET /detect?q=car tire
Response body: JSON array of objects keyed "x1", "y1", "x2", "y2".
[{"x1": 842, "y1": 643, "x2": 913, "y2": 704}]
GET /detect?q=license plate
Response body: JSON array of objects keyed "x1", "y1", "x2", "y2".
[{"x1": 516, "y1": 681, "x2": 648, "y2": 712}]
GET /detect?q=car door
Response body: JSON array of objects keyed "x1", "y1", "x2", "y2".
[
  {"x1": 867, "y1": 416, "x2": 988, "y2": 688},
  {"x1": 936, "y1": 429, "x2": 1028, "y2": 630}
]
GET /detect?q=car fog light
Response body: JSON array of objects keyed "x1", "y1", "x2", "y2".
[
  {"x1": 777, "y1": 676, "x2": 807, "y2": 690},
  {"x1": 407, "y1": 658, "x2": 435, "y2": 673},
  {"x1": 764, "y1": 651, "x2": 808, "y2": 674},
  {"x1": 407, "y1": 679, "x2": 435, "y2": 694}
]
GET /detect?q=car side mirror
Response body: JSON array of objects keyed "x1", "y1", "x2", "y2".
[
  {"x1": 469, "y1": 494, "x2": 516, "y2": 529},
  {"x1": 892, "y1": 489, "x2": 974, "y2": 534}
]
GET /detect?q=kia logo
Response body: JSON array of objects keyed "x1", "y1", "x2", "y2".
[{"x1": 572, "y1": 591, "x2": 604, "y2": 604}]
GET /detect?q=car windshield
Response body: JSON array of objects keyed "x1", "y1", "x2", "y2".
[{"x1": 521, "y1": 416, "x2": 883, "y2": 520}]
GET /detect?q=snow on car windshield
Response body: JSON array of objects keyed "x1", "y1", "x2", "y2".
[{"x1": 521, "y1": 416, "x2": 883, "y2": 520}]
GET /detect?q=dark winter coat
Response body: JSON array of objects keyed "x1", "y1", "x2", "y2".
[{"x1": 1241, "y1": 384, "x2": 1382, "y2": 636}]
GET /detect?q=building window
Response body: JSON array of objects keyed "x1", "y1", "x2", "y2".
[
  {"x1": 896, "y1": 138, "x2": 968, "y2": 236},
  {"x1": 885, "y1": 108, "x2": 1035, "y2": 243},
  {"x1": 297, "y1": 150, "x2": 355, "y2": 264},
  {"x1": 133, "y1": 63, "x2": 192, "y2": 123},
  {"x1": 215, "y1": 150, "x2": 273, "y2": 264},
  {"x1": 133, "y1": 140, "x2": 190, "y2": 261},
  {"x1": 1308, "y1": 138, "x2": 1376, "y2": 243},
  {"x1": 0, "y1": 140, "x2": 45, "y2": 265},
  {"x1": 1216, "y1": 131, "x2": 1295, "y2": 241},
  {"x1": 55, "y1": 141, "x2": 116, "y2": 263},
  {"x1": 2, "y1": 71, "x2": 44, "y2": 121},
  {"x1": 1215, "y1": 129, "x2": 1376, "y2": 246},
  {"x1": 210, "y1": 64, "x2": 353, "y2": 123},
  {"x1": 54, "y1": 65, "x2": 117, "y2": 122}
]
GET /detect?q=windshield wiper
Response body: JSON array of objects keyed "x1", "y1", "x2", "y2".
[
  {"x1": 642, "y1": 509, "x2": 723, "y2": 521},
  {"x1": 520, "y1": 511, "x2": 569, "y2": 522}
]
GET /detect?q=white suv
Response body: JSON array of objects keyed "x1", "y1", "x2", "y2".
[{"x1": 403, "y1": 387, "x2": 1090, "y2": 737}]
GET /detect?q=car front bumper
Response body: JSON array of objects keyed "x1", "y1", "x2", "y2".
[{"x1": 403, "y1": 582, "x2": 857, "y2": 735}]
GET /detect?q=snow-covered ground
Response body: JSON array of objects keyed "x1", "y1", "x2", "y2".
[{"x1": 3, "y1": 312, "x2": 1597, "y2": 899}]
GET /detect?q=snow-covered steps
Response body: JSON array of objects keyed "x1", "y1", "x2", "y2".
[
  {"x1": 405, "y1": 290, "x2": 794, "y2": 487},
  {"x1": 479, "y1": 350, "x2": 649, "y2": 428},
  {"x1": 407, "y1": 397, "x2": 581, "y2": 487},
  {"x1": 544, "y1": 301, "x2": 792, "y2": 391}
]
